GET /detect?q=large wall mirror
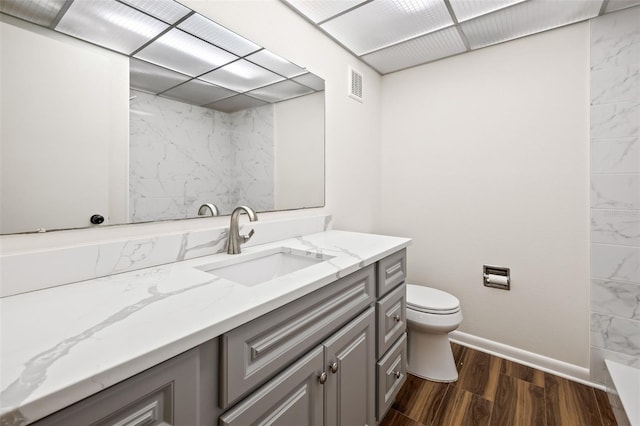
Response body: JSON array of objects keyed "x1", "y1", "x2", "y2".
[{"x1": 0, "y1": 0, "x2": 325, "y2": 235}]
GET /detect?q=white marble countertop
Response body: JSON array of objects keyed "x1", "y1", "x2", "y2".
[{"x1": 0, "y1": 230, "x2": 410, "y2": 425}]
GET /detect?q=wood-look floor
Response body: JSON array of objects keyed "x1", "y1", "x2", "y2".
[{"x1": 381, "y1": 343, "x2": 617, "y2": 426}]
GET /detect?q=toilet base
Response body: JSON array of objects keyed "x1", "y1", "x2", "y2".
[{"x1": 407, "y1": 328, "x2": 458, "y2": 382}]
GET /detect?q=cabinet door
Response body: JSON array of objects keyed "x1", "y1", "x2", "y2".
[
  {"x1": 33, "y1": 345, "x2": 204, "y2": 426},
  {"x1": 219, "y1": 347, "x2": 324, "y2": 426},
  {"x1": 323, "y1": 307, "x2": 375, "y2": 426}
]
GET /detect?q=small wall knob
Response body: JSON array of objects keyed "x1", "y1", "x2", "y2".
[
  {"x1": 90, "y1": 214, "x2": 104, "y2": 225},
  {"x1": 330, "y1": 362, "x2": 338, "y2": 373},
  {"x1": 318, "y1": 372, "x2": 328, "y2": 384}
]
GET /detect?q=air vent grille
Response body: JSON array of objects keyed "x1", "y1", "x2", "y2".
[{"x1": 349, "y1": 67, "x2": 363, "y2": 102}]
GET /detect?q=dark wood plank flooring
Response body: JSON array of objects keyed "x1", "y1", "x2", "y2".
[{"x1": 381, "y1": 343, "x2": 617, "y2": 426}]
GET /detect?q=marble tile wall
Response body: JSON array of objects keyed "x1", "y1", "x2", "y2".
[
  {"x1": 129, "y1": 91, "x2": 274, "y2": 222},
  {"x1": 589, "y1": 6, "x2": 640, "y2": 385}
]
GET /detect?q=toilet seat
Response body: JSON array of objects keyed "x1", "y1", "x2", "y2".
[{"x1": 407, "y1": 284, "x2": 460, "y2": 315}]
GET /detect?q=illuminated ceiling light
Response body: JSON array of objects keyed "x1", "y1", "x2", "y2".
[
  {"x1": 246, "y1": 50, "x2": 306, "y2": 78},
  {"x1": 0, "y1": 0, "x2": 67, "y2": 27},
  {"x1": 55, "y1": 0, "x2": 168, "y2": 54},
  {"x1": 320, "y1": 0, "x2": 453, "y2": 55},
  {"x1": 135, "y1": 29, "x2": 238, "y2": 76},
  {"x1": 178, "y1": 14, "x2": 260, "y2": 56},
  {"x1": 200, "y1": 59, "x2": 285, "y2": 92}
]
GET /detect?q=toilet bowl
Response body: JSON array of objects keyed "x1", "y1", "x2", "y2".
[{"x1": 406, "y1": 284, "x2": 463, "y2": 382}]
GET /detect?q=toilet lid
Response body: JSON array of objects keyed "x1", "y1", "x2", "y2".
[{"x1": 406, "y1": 284, "x2": 460, "y2": 314}]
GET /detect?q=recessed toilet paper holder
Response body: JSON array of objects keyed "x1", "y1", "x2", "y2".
[{"x1": 483, "y1": 265, "x2": 510, "y2": 290}]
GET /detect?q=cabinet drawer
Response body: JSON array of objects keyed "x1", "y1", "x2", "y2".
[
  {"x1": 376, "y1": 283, "x2": 406, "y2": 358},
  {"x1": 376, "y1": 333, "x2": 407, "y2": 421},
  {"x1": 377, "y1": 250, "x2": 406, "y2": 297},
  {"x1": 34, "y1": 346, "x2": 202, "y2": 426},
  {"x1": 219, "y1": 346, "x2": 324, "y2": 426},
  {"x1": 220, "y1": 265, "x2": 376, "y2": 408}
]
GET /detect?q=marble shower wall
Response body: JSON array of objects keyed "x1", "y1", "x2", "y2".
[
  {"x1": 589, "y1": 6, "x2": 640, "y2": 384},
  {"x1": 129, "y1": 91, "x2": 274, "y2": 222}
]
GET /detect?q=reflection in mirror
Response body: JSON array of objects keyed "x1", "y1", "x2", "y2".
[{"x1": 0, "y1": 0, "x2": 325, "y2": 235}]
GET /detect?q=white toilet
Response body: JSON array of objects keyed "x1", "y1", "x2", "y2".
[{"x1": 406, "y1": 284, "x2": 463, "y2": 382}]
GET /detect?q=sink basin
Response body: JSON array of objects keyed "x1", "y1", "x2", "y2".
[{"x1": 196, "y1": 248, "x2": 332, "y2": 286}]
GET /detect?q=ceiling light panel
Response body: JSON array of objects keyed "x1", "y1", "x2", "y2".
[
  {"x1": 135, "y1": 29, "x2": 238, "y2": 76},
  {"x1": 178, "y1": 14, "x2": 260, "y2": 56},
  {"x1": 200, "y1": 59, "x2": 285, "y2": 92},
  {"x1": 292, "y1": 73, "x2": 325, "y2": 91},
  {"x1": 246, "y1": 50, "x2": 306, "y2": 78},
  {"x1": 320, "y1": 0, "x2": 453, "y2": 55},
  {"x1": 204, "y1": 95, "x2": 269, "y2": 114},
  {"x1": 0, "y1": 0, "x2": 67, "y2": 27},
  {"x1": 55, "y1": 0, "x2": 168, "y2": 55},
  {"x1": 449, "y1": 0, "x2": 526, "y2": 22},
  {"x1": 460, "y1": 0, "x2": 602, "y2": 49},
  {"x1": 247, "y1": 80, "x2": 314, "y2": 103},
  {"x1": 130, "y1": 58, "x2": 191, "y2": 94},
  {"x1": 605, "y1": 0, "x2": 640, "y2": 13},
  {"x1": 362, "y1": 26, "x2": 466, "y2": 74},
  {"x1": 162, "y1": 79, "x2": 236, "y2": 106},
  {"x1": 283, "y1": 0, "x2": 369, "y2": 23},
  {"x1": 119, "y1": 0, "x2": 191, "y2": 24}
]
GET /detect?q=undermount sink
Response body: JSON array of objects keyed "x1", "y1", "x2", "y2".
[{"x1": 196, "y1": 248, "x2": 332, "y2": 286}]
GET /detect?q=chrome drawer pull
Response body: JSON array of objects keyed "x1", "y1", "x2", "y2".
[
  {"x1": 330, "y1": 362, "x2": 338, "y2": 373},
  {"x1": 319, "y1": 372, "x2": 328, "y2": 384},
  {"x1": 391, "y1": 371, "x2": 401, "y2": 379},
  {"x1": 393, "y1": 314, "x2": 401, "y2": 322}
]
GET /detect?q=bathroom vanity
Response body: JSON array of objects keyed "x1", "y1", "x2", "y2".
[{"x1": 0, "y1": 230, "x2": 410, "y2": 425}]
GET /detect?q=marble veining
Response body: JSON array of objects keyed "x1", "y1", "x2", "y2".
[
  {"x1": 590, "y1": 6, "x2": 640, "y2": 71},
  {"x1": 591, "y1": 137, "x2": 640, "y2": 173},
  {"x1": 591, "y1": 209, "x2": 640, "y2": 246},
  {"x1": 129, "y1": 91, "x2": 275, "y2": 222},
  {"x1": 591, "y1": 244, "x2": 640, "y2": 283},
  {"x1": 592, "y1": 279, "x2": 640, "y2": 320},
  {"x1": 591, "y1": 312, "x2": 640, "y2": 356},
  {"x1": 0, "y1": 274, "x2": 218, "y2": 412},
  {"x1": 0, "y1": 214, "x2": 331, "y2": 297},
  {"x1": 591, "y1": 101, "x2": 640, "y2": 139},
  {"x1": 591, "y1": 175, "x2": 640, "y2": 209},
  {"x1": 591, "y1": 64, "x2": 640, "y2": 105},
  {"x1": 0, "y1": 230, "x2": 411, "y2": 424}
]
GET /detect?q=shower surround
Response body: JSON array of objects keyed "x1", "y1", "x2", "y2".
[{"x1": 129, "y1": 90, "x2": 274, "y2": 222}]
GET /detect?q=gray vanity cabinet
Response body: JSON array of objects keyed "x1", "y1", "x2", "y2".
[
  {"x1": 324, "y1": 307, "x2": 375, "y2": 426},
  {"x1": 218, "y1": 347, "x2": 325, "y2": 426},
  {"x1": 33, "y1": 339, "x2": 219, "y2": 426}
]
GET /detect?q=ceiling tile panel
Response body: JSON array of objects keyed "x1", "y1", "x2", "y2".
[
  {"x1": 460, "y1": 0, "x2": 602, "y2": 49},
  {"x1": 178, "y1": 14, "x2": 260, "y2": 56},
  {"x1": 120, "y1": 0, "x2": 190, "y2": 24},
  {"x1": 292, "y1": 72, "x2": 325, "y2": 91},
  {"x1": 605, "y1": 0, "x2": 640, "y2": 12},
  {"x1": 320, "y1": 0, "x2": 453, "y2": 55},
  {"x1": 55, "y1": 0, "x2": 168, "y2": 54},
  {"x1": 135, "y1": 29, "x2": 238, "y2": 76},
  {"x1": 200, "y1": 59, "x2": 285, "y2": 92},
  {"x1": 449, "y1": 0, "x2": 526, "y2": 22},
  {"x1": 247, "y1": 80, "x2": 314, "y2": 103},
  {"x1": 204, "y1": 95, "x2": 269, "y2": 113},
  {"x1": 362, "y1": 26, "x2": 466, "y2": 74},
  {"x1": 0, "y1": 0, "x2": 67, "y2": 27},
  {"x1": 130, "y1": 58, "x2": 191, "y2": 94},
  {"x1": 162, "y1": 79, "x2": 236, "y2": 105},
  {"x1": 283, "y1": 0, "x2": 369, "y2": 23},
  {"x1": 246, "y1": 50, "x2": 306, "y2": 78}
]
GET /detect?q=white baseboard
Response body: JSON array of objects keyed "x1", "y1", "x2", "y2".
[{"x1": 449, "y1": 331, "x2": 605, "y2": 391}]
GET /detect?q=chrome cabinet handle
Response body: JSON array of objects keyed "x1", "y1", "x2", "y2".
[
  {"x1": 393, "y1": 314, "x2": 401, "y2": 322},
  {"x1": 319, "y1": 372, "x2": 328, "y2": 384},
  {"x1": 330, "y1": 362, "x2": 338, "y2": 373},
  {"x1": 392, "y1": 371, "x2": 401, "y2": 379}
]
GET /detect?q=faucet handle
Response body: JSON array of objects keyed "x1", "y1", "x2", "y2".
[{"x1": 241, "y1": 228, "x2": 255, "y2": 243}]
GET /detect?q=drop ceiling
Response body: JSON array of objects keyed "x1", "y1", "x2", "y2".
[
  {"x1": 282, "y1": 0, "x2": 640, "y2": 74},
  {"x1": 0, "y1": 0, "x2": 324, "y2": 113}
]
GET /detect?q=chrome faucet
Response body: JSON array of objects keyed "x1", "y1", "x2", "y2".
[
  {"x1": 226, "y1": 206, "x2": 258, "y2": 254},
  {"x1": 198, "y1": 203, "x2": 219, "y2": 217}
]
